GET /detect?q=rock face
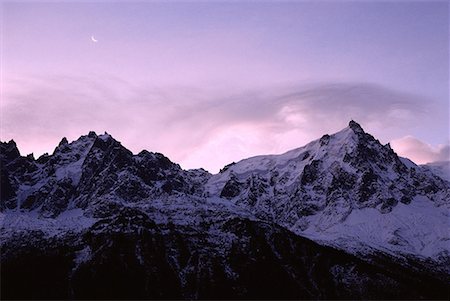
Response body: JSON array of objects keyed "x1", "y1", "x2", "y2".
[{"x1": 1, "y1": 122, "x2": 449, "y2": 299}]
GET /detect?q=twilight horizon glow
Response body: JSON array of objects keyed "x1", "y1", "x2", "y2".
[{"x1": 1, "y1": 1, "x2": 449, "y2": 173}]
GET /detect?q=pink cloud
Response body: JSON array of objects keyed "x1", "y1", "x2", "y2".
[
  {"x1": 391, "y1": 136, "x2": 449, "y2": 164},
  {"x1": 1, "y1": 75, "x2": 443, "y2": 173}
]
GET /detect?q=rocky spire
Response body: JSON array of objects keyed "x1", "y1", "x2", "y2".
[
  {"x1": 58, "y1": 137, "x2": 69, "y2": 147},
  {"x1": 0, "y1": 140, "x2": 21, "y2": 161},
  {"x1": 348, "y1": 120, "x2": 365, "y2": 134}
]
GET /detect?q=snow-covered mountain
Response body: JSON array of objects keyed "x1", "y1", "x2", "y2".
[
  {"x1": 206, "y1": 120, "x2": 450, "y2": 262},
  {"x1": 1, "y1": 121, "x2": 449, "y2": 299},
  {"x1": 422, "y1": 161, "x2": 450, "y2": 182}
]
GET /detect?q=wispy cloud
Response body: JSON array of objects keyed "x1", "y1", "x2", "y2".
[{"x1": 1, "y1": 75, "x2": 442, "y2": 172}]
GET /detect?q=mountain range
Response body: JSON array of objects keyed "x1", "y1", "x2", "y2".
[{"x1": 1, "y1": 121, "x2": 449, "y2": 299}]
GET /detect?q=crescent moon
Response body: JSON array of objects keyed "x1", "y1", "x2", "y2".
[{"x1": 91, "y1": 36, "x2": 98, "y2": 43}]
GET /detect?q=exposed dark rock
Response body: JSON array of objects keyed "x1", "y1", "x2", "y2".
[
  {"x1": 319, "y1": 134, "x2": 330, "y2": 146},
  {"x1": 0, "y1": 140, "x2": 20, "y2": 162},
  {"x1": 219, "y1": 162, "x2": 236, "y2": 173},
  {"x1": 300, "y1": 160, "x2": 321, "y2": 185},
  {"x1": 59, "y1": 137, "x2": 69, "y2": 147},
  {"x1": 220, "y1": 175, "x2": 245, "y2": 199},
  {"x1": 348, "y1": 120, "x2": 364, "y2": 134},
  {"x1": 358, "y1": 169, "x2": 379, "y2": 203},
  {"x1": 380, "y1": 197, "x2": 398, "y2": 213},
  {"x1": 0, "y1": 168, "x2": 15, "y2": 208},
  {"x1": 36, "y1": 153, "x2": 51, "y2": 164}
]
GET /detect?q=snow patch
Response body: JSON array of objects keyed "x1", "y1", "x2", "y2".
[{"x1": 301, "y1": 195, "x2": 450, "y2": 258}]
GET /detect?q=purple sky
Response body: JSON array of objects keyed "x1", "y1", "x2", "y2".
[{"x1": 1, "y1": 1, "x2": 449, "y2": 173}]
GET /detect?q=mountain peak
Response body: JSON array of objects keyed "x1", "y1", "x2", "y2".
[
  {"x1": 348, "y1": 120, "x2": 365, "y2": 134},
  {"x1": 0, "y1": 139, "x2": 21, "y2": 161},
  {"x1": 98, "y1": 132, "x2": 112, "y2": 142},
  {"x1": 88, "y1": 131, "x2": 97, "y2": 138},
  {"x1": 7, "y1": 139, "x2": 17, "y2": 146},
  {"x1": 58, "y1": 137, "x2": 69, "y2": 147}
]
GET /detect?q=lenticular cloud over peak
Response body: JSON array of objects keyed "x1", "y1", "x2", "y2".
[{"x1": 2, "y1": 77, "x2": 447, "y2": 173}]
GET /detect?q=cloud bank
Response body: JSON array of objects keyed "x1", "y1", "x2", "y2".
[
  {"x1": 391, "y1": 136, "x2": 449, "y2": 164},
  {"x1": 2, "y1": 75, "x2": 447, "y2": 172}
]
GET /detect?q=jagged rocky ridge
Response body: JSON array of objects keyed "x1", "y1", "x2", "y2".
[
  {"x1": 207, "y1": 121, "x2": 450, "y2": 261},
  {"x1": 1, "y1": 121, "x2": 449, "y2": 299}
]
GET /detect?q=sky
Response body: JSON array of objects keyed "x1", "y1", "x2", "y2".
[{"x1": 1, "y1": 0, "x2": 449, "y2": 173}]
